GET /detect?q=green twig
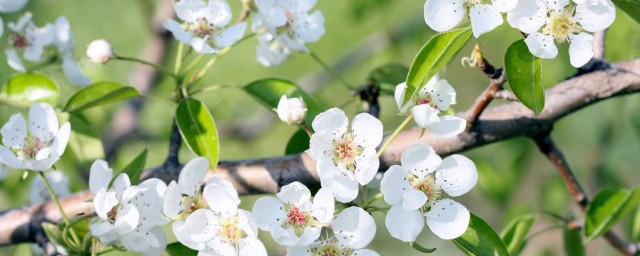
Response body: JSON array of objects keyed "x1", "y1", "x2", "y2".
[
  {"x1": 377, "y1": 114, "x2": 413, "y2": 158},
  {"x1": 114, "y1": 55, "x2": 176, "y2": 78},
  {"x1": 38, "y1": 172, "x2": 81, "y2": 246}
]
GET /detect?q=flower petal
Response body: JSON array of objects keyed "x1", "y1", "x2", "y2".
[
  {"x1": 568, "y1": 32, "x2": 594, "y2": 68},
  {"x1": 385, "y1": 204, "x2": 424, "y2": 242},
  {"x1": 0, "y1": 0, "x2": 28, "y2": 13},
  {"x1": 411, "y1": 104, "x2": 440, "y2": 128},
  {"x1": 435, "y1": 155, "x2": 478, "y2": 197},
  {"x1": 203, "y1": 183, "x2": 239, "y2": 215},
  {"x1": 320, "y1": 174, "x2": 359, "y2": 203},
  {"x1": 190, "y1": 37, "x2": 218, "y2": 54},
  {"x1": 89, "y1": 160, "x2": 112, "y2": 195},
  {"x1": 115, "y1": 204, "x2": 139, "y2": 235},
  {"x1": 292, "y1": 10, "x2": 325, "y2": 43},
  {"x1": 62, "y1": 55, "x2": 91, "y2": 86},
  {"x1": 334, "y1": 207, "x2": 376, "y2": 249},
  {"x1": 93, "y1": 188, "x2": 117, "y2": 219},
  {"x1": 173, "y1": 209, "x2": 217, "y2": 250},
  {"x1": 506, "y1": 0, "x2": 546, "y2": 34},
  {"x1": 351, "y1": 249, "x2": 381, "y2": 256},
  {"x1": 524, "y1": 32, "x2": 558, "y2": 59},
  {"x1": 238, "y1": 236, "x2": 268, "y2": 256},
  {"x1": 311, "y1": 108, "x2": 348, "y2": 135},
  {"x1": 380, "y1": 165, "x2": 412, "y2": 205},
  {"x1": 426, "y1": 115, "x2": 466, "y2": 138},
  {"x1": 207, "y1": 0, "x2": 232, "y2": 26},
  {"x1": 424, "y1": 0, "x2": 465, "y2": 32},
  {"x1": 575, "y1": 0, "x2": 616, "y2": 32},
  {"x1": 311, "y1": 187, "x2": 334, "y2": 224},
  {"x1": 112, "y1": 173, "x2": 131, "y2": 200},
  {"x1": 394, "y1": 82, "x2": 413, "y2": 113},
  {"x1": 252, "y1": 196, "x2": 286, "y2": 230},
  {"x1": 0, "y1": 146, "x2": 20, "y2": 169},
  {"x1": 469, "y1": 4, "x2": 503, "y2": 38},
  {"x1": 401, "y1": 143, "x2": 442, "y2": 180},
  {"x1": 5, "y1": 49, "x2": 25, "y2": 72},
  {"x1": 492, "y1": 0, "x2": 517, "y2": 12},
  {"x1": 1, "y1": 113, "x2": 27, "y2": 148},
  {"x1": 308, "y1": 131, "x2": 334, "y2": 160},
  {"x1": 351, "y1": 113, "x2": 383, "y2": 148},
  {"x1": 175, "y1": 0, "x2": 208, "y2": 22},
  {"x1": 50, "y1": 122, "x2": 70, "y2": 157},
  {"x1": 164, "y1": 19, "x2": 193, "y2": 44},
  {"x1": 426, "y1": 198, "x2": 470, "y2": 240},
  {"x1": 28, "y1": 103, "x2": 58, "y2": 143},
  {"x1": 402, "y1": 190, "x2": 428, "y2": 211},
  {"x1": 178, "y1": 157, "x2": 209, "y2": 196},
  {"x1": 354, "y1": 147, "x2": 379, "y2": 186},
  {"x1": 277, "y1": 181, "x2": 312, "y2": 205},
  {"x1": 214, "y1": 22, "x2": 247, "y2": 48},
  {"x1": 163, "y1": 181, "x2": 183, "y2": 219},
  {"x1": 429, "y1": 79, "x2": 457, "y2": 111}
]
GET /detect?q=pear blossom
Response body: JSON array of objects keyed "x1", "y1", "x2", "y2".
[
  {"x1": 86, "y1": 39, "x2": 113, "y2": 63},
  {"x1": 0, "y1": 103, "x2": 70, "y2": 171},
  {"x1": 0, "y1": 0, "x2": 28, "y2": 13},
  {"x1": 277, "y1": 95, "x2": 308, "y2": 125},
  {"x1": 53, "y1": 16, "x2": 91, "y2": 85},
  {"x1": 88, "y1": 160, "x2": 169, "y2": 255},
  {"x1": 29, "y1": 171, "x2": 70, "y2": 204},
  {"x1": 307, "y1": 108, "x2": 383, "y2": 203},
  {"x1": 395, "y1": 76, "x2": 466, "y2": 138},
  {"x1": 286, "y1": 207, "x2": 379, "y2": 256},
  {"x1": 164, "y1": 0, "x2": 247, "y2": 54},
  {"x1": 507, "y1": 0, "x2": 616, "y2": 67},
  {"x1": 251, "y1": 0, "x2": 325, "y2": 66},
  {"x1": 252, "y1": 182, "x2": 335, "y2": 247},
  {"x1": 424, "y1": 0, "x2": 517, "y2": 38},
  {"x1": 380, "y1": 143, "x2": 477, "y2": 241},
  {"x1": 4, "y1": 13, "x2": 54, "y2": 72}
]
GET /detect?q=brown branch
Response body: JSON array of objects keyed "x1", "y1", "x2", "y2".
[
  {"x1": 533, "y1": 131, "x2": 638, "y2": 256},
  {"x1": 464, "y1": 46, "x2": 506, "y2": 128},
  {"x1": 1, "y1": 59, "x2": 640, "y2": 246}
]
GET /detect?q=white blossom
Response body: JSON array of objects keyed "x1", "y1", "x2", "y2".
[
  {"x1": 507, "y1": 0, "x2": 616, "y2": 67},
  {"x1": 0, "y1": 0, "x2": 28, "y2": 13},
  {"x1": 4, "y1": 13, "x2": 54, "y2": 72},
  {"x1": 252, "y1": 0, "x2": 325, "y2": 66},
  {"x1": 395, "y1": 77, "x2": 466, "y2": 138},
  {"x1": 424, "y1": 0, "x2": 517, "y2": 38},
  {"x1": 53, "y1": 16, "x2": 91, "y2": 86},
  {"x1": 86, "y1": 39, "x2": 113, "y2": 64},
  {"x1": 307, "y1": 108, "x2": 383, "y2": 203},
  {"x1": 380, "y1": 143, "x2": 477, "y2": 241},
  {"x1": 286, "y1": 207, "x2": 378, "y2": 256},
  {"x1": 0, "y1": 103, "x2": 70, "y2": 171},
  {"x1": 277, "y1": 95, "x2": 308, "y2": 125},
  {"x1": 252, "y1": 182, "x2": 334, "y2": 247},
  {"x1": 29, "y1": 171, "x2": 70, "y2": 204},
  {"x1": 164, "y1": 0, "x2": 247, "y2": 54}
]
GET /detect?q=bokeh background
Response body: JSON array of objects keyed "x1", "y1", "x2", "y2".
[{"x1": 1, "y1": 0, "x2": 640, "y2": 255}]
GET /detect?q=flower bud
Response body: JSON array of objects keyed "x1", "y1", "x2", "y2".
[
  {"x1": 86, "y1": 39, "x2": 112, "y2": 64},
  {"x1": 276, "y1": 95, "x2": 307, "y2": 125}
]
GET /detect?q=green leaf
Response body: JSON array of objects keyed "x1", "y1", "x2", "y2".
[
  {"x1": 68, "y1": 114, "x2": 105, "y2": 164},
  {"x1": 166, "y1": 242, "x2": 198, "y2": 256},
  {"x1": 501, "y1": 214, "x2": 537, "y2": 255},
  {"x1": 285, "y1": 129, "x2": 310, "y2": 155},
  {"x1": 505, "y1": 39, "x2": 545, "y2": 115},
  {"x1": 0, "y1": 73, "x2": 59, "y2": 107},
  {"x1": 121, "y1": 148, "x2": 148, "y2": 185},
  {"x1": 632, "y1": 207, "x2": 640, "y2": 241},
  {"x1": 410, "y1": 242, "x2": 436, "y2": 253},
  {"x1": 64, "y1": 82, "x2": 139, "y2": 112},
  {"x1": 612, "y1": 0, "x2": 640, "y2": 24},
  {"x1": 244, "y1": 78, "x2": 321, "y2": 126},
  {"x1": 453, "y1": 212, "x2": 510, "y2": 256},
  {"x1": 584, "y1": 187, "x2": 640, "y2": 241},
  {"x1": 564, "y1": 224, "x2": 585, "y2": 256},
  {"x1": 369, "y1": 63, "x2": 409, "y2": 94},
  {"x1": 42, "y1": 222, "x2": 65, "y2": 247},
  {"x1": 176, "y1": 98, "x2": 220, "y2": 170},
  {"x1": 403, "y1": 28, "x2": 472, "y2": 105}
]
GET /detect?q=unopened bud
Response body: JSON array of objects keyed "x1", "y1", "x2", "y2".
[
  {"x1": 86, "y1": 39, "x2": 112, "y2": 64},
  {"x1": 276, "y1": 95, "x2": 307, "y2": 125}
]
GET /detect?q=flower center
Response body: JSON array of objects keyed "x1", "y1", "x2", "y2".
[
  {"x1": 310, "y1": 238, "x2": 349, "y2": 256},
  {"x1": 18, "y1": 136, "x2": 45, "y2": 159},
  {"x1": 189, "y1": 17, "x2": 216, "y2": 37},
  {"x1": 464, "y1": 0, "x2": 490, "y2": 10},
  {"x1": 177, "y1": 195, "x2": 206, "y2": 220},
  {"x1": 107, "y1": 206, "x2": 118, "y2": 222},
  {"x1": 542, "y1": 8, "x2": 581, "y2": 43},
  {"x1": 408, "y1": 173, "x2": 443, "y2": 213},
  {"x1": 332, "y1": 134, "x2": 363, "y2": 171},
  {"x1": 217, "y1": 215, "x2": 246, "y2": 243},
  {"x1": 11, "y1": 34, "x2": 30, "y2": 49},
  {"x1": 415, "y1": 95, "x2": 438, "y2": 110},
  {"x1": 287, "y1": 205, "x2": 309, "y2": 227}
]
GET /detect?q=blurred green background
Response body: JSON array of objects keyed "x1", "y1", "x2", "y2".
[{"x1": 1, "y1": 0, "x2": 640, "y2": 255}]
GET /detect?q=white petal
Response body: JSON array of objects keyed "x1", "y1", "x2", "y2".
[
  {"x1": 252, "y1": 196, "x2": 286, "y2": 230},
  {"x1": 380, "y1": 165, "x2": 412, "y2": 205},
  {"x1": 411, "y1": 104, "x2": 440, "y2": 128},
  {"x1": 401, "y1": 143, "x2": 442, "y2": 180},
  {"x1": 492, "y1": 0, "x2": 518, "y2": 12},
  {"x1": 286, "y1": 246, "x2": 313, "y2": 256},
  {"x1": 255, "y1": 37, "x2": 290, "y2": 66},
  {"x1": 0, "y1": 0, "x2": 28, "y2": 13},
  {"x1": 506, "y1": 0, "x2": 546, "y2": 34},
  {"x1": 294, "y1": 227, "x2": 322, "y2": 247},
  {"x1": 238, "y1": 237, "x2": 268, "y2": 256},
  {"x1": 93, "y1": 189, "x2": 117, "y2": 219},
  {"x1": 115, "y1": 204, "x2": 139, "y2": 234},
  {"x1": 203, "y1": 184, "x2": 239, "y2": 215},
  {"x1": 1, "y1": 113, "x2": 27, "y2": 148},
  {"x1": 435, "y1": 155, "x2": 478, "y2": 197},
  {"x1": 351, "y1": 249, "x2": 381, "y2": 256},
  {"x1": 311, "y1": 188, "x2": 334, "y2": 224},
  {"x1": 62, "y1": 55, "x2": 91, "y2": 86},
  {"x1": 164, "y1": 19, "x2": 193, "y2": 44},
  {"x1": 311, "y1": 108, "x2": 348, "y2": 135},
  {"x1": 334, "y1": 207, "x2": 376, "y2": 249},
  {"x1": 351, "y1": 113, "x2": 383, "y2": 148},
  {"x1": 394, "y1": 82, "x2": 413, "y2": 113},
  {"x1": 173, "y1": 209, "x2": 217, "y2": 250},
  {"x1": 178, "y1": 157, "x2": 209, "y2": 196},
  {"x1": 89, "y1": 159, "x2": 112, "y2": 195},
  {"x1": 426, "y1": 198, "x2": 470, "y2": 239},
  {"x1": 277, "y1": 181, "x2": 312, "y2": 205},
  {"x1": 308, "y1": 131, "x2": 334, "y2": 160},
  {"x1": 214, "y1": 22, "x2": 247, "y2": 48},
  {"x1": 190, "y1": 37, "x2": 218, "y2": 54},
  {"x1": 163, "y1": 181, "x2": 183, "y2": 218},
  {"x1": 50, "y1": 122, "x2": 70, "y2": 157},
  {"x1": 90, "y1": 221, "x2": 115, "y2": 237},
  {"x1": 545, "y1": 0, "x2": 569, "y2": 12},
  {"x1": 112, "y1": 173, "x2": 131, "y2": 200},
  {"x1": 0, "y1": 146, "x2": 20, "y2": 169},
  {"x1": 426, "y1": 115, "x2": 466, "y2": 138},
  {"x1": 402, "y1": 190, "x2": 428, "y2": 211},
  {"x1": 237, "y1": 209, "x2": 258, "y2": 237},
  {"x1": 568, "y1": 33, "x2": 594, "y2": 68},
  {"x1": 429, "y1": 79, "x2": 457, "y2": 111},
  {"x1": 424, "y1": 0, "x2": 465, "y2": 32},
  {"x1": 28, "y1": 103, "x2": 58, "y2": 143},
  {"x1": 320, "y1": 174, "x2": 359, "y2": 203},
  {"x1": 206, "y1": 176, "x2": 238, "y2": 197},
  {"x1": 524, "y1": 32, "x2": 558, "y2": 59},
  {"x1": 207, "y1": 0, "x2": 232, "y2": 25},
  {"x1": 575, "y1": 0, "x2": 616, "y2": 32},
  {"x1": 292, "y1": 10, "x2": 325, "y2": 43},
  {"x1": 175, "y1": 0, "x2": 208, "y2": 22},
  {"x1": 354, "y1": 148, "x2": 379, "y2": 186},
  {"x1": 316, "y1": 156, "x2": 339, "y2": 180},
  {"x1": 469, "y1": 4, "x2": 503, "y2": 38},
  {"x1": 385, "y1": 204, "x2": 424, "y2": 242},
  {"x1": 5, "y1": 49, "x2": 25, "y2": 72}
]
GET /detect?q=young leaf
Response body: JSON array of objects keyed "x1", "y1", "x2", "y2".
[
  {"x1": 453, "y1": 212, "x2": 510, "y2": 256},
  {"x1": 244, "y1": 78, "x2": 321, "y2": 125},
  {"x1": 121, "y1": 148, "x2": 148, "y2": 185},
  {"x1": 501, "y1": 214, "x2": 537, "y2": 255},
  {"x1": 403, "y1": 27, "x2": 472, "y2": 105},
  {"x1": 285, "y1": 129, "x2": 310, "y2": 155},
  {"x1": 0, "y1": 73, "x2": 59, "y2": 107},
  {"x1": 166, "y1": 242, "x2": 198, "y2": 256},
  {"x1": 612, "y1": 0, "x2": 640, "y2": 24},
  {"x1": 505, "y1": 39, "x2": 545, "y2": 115},
  {"x1": 584, "y1": 187, "x2": 640, "y2": 241},
  {"x1": 176, "y1": 98, "x2": 220, "y2": 170},
  {"x1": 564, "y1": 224, "x2": 585, "y2": 256},
  {"x1": 64, "y1": 82, "x2": 139, "y2": 112},
  {"x1": 632, "y1": 207, "x2": 640, "y2": 241}
]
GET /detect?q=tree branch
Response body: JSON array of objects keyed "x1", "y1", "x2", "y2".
[{"x1": 1, "y1": 59, "x2": 640, "y2": 246}]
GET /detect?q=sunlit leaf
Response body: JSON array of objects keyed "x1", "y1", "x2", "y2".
[
  {"x1": 505, "y1": 39, "x2": 545, "y2": 115},
  {"x1": 404, "y1": 27, "x2": 472, "y2": 105},
  {"x1": 176, "y1": 98, "x2": 219, "y2": 170},
  {"x1": 453, "y1": 212, "x2": 510, "y2": 256},
  {"x1": 166, "y1": 242, "x2": 197, "y2": 256},
  {"x1": 244, "y1": 78, "x2": 321, "y2": 126},
  {"x1": 0, "y1": 73, "x2": 59, "y2": 107},
  {"x1": 612, "y1": 0, "x2": 640, "y2": 24},
  {"x1": 501, "y1": 214, "x2": 537, "y2": 255},
  {"x1": 64, "y1": 82, "x2": 138, "y2": 112},
  {"x1": 584, "y1": 187, "x2": 640, "y2": 241}
]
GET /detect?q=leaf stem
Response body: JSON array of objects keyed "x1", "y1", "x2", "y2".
[
  {"x1": 114, "y1": 55, "x2": 176, "y2": 78},
  {"x1": 174, "y1": 43, "x2": 185, "y2": 75},
  {"x1": 38, "y1": 172, "x2": 81, "y2": 246},
  {"x1": 308, "y1": 50, "x2": 356, "y2": 90},
  {"x1": 377, "y1": 114, "x2": 413, "y2": 158}
]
